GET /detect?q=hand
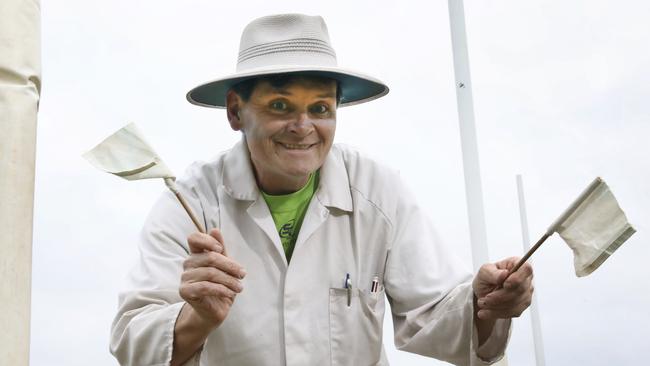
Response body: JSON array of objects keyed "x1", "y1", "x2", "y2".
[
  {"x1": 472, "y1": 256, "x2": 534, "y2": 320},
  {"x1": 179, "y1": 228, "x2": 247, "y2": 329}
]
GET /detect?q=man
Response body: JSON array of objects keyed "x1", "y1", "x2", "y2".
[{"x1": 110, "y1": 14, "x2": 533, "y2": 366}]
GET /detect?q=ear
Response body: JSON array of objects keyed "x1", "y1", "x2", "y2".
[{"x1": 226, "y1": 90, "x2": 243, "y2": 131}]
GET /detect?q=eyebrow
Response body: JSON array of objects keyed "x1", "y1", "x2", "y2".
[{"x1": 268, "y1": 89, "x2": 336, "y2": 99}]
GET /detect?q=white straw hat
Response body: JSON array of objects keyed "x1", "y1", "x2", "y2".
[{"x1": 186, "y1": 14, "x2": 389, "y2": 108}]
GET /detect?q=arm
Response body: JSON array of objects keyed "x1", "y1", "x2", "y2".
[
  {"x1": 110, "y1": 188, "x2": 197, "y2": 366},
  {"x1": 473, "y1": 257, "x2": 534, "y2": 359},
  {"x1": 171, "y1": 230, "x2": 246, "y2": 366},
  {"x1": 384, "y1": 178, "x2": 516, "y2": 365},
  {"x1": 110, "y1": 179, "x2": 244, "y2": 366}
]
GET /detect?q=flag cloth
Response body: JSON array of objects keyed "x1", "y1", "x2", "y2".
[
  {"x1": 83, "y1": 123, "x2": 175, "y2": 180},
  {"x1": 549, "y1": 177, "x2": 636, "y2": 277}
]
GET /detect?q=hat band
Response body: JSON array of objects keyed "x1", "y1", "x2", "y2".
[{"x1": 237, "y1": 37, "x2": 336, "y2": 64}]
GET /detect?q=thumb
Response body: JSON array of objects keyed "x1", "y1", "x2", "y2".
[
  {"x1": 482, "y1": 265, "x2": 509, "y2": 286},
  {"x1": 495, "y1": 268, "x2": 509, "y2": 286}
]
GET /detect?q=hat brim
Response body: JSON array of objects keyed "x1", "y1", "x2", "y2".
[{"x1": 186, "y1": 66, "x2": 389, "y2": 109}]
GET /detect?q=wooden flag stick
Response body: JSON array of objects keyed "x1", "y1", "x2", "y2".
[
  {"x1": 174, "y1": 191, "x2": 206, "y2": 234},
  {"x1": 164, "y1": 178, "x2": 206, "y2": 234},
  {"x1": 504, "y1": 231, "x2": 553, "y2": 281}
]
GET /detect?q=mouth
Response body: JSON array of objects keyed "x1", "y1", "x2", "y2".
[{"x1": 277, "y1": 142, "x2": 319, "y2": 150}]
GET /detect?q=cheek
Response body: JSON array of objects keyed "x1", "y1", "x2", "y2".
[{"x1": 319, "y1": 120, "x2": 336, "y2": 141}]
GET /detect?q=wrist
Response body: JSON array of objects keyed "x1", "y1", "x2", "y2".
[
  {"x1": 177, "y1": 303, "x2": 220, "y2": 336},
  {"x1": 473, "y1": 295, "x2": 496, "y2": 346}
]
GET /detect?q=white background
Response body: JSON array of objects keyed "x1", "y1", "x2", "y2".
[{"x1": 32, "y1": 1, "x2": 649, "y2": 365}]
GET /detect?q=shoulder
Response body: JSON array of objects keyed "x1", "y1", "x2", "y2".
[
  {"x1": 174, "y1": 149, "x2": 230, "y2": 197},
  {"x1": 331, "y1": 143, "x2": 404, "y2": 217}
]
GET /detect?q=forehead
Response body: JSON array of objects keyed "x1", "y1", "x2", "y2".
[{"x1": 252, "y1": 76, "x2": 337, "y2": 98}]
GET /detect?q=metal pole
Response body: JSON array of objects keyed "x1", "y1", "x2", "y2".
[
  {"x1": 0, "y1": 0, "x2": 41, "y2": 364},
  {"x1": 448, "y1": 1, "x2": 508, "y2": 364},
  {"x1": 447, "y1": 0, "x2": 489, "y2": 271},
  {"x1": 516, "y1": 175, "x2": 546, "y2": 366}
]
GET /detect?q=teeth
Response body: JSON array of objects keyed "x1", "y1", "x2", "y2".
[{"x1": 281, "y1": 143, "x2": 313, "y2": 149}]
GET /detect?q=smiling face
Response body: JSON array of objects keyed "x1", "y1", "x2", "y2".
[{"x1": 227, "y1": 76, "x2": 338, "y2": 194}]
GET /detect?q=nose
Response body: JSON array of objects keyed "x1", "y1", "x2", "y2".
[{"x1": 287, "y1": 112, "x2": 314, "y2": 136}]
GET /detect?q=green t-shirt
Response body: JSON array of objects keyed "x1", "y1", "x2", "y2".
[{"x1": 261, "y1": 172, "x2": 319, "y2": 262}]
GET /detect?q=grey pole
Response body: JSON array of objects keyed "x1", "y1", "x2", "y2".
[
  {"x1": 0, "y1": 0, "x2": 41, "y2": 364},
  {"x1": 516, "y1": 175, "x2": 546, "y2": 366},
  {"x1": 447, "y1": 0, "x2": 489, "y2": 271},
  {"x1": 448, "y1": 1, "x2": 508, "y2": 364}
]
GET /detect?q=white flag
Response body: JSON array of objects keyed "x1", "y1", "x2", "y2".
[
  {"x1": 549, "y1": 177, "x2": 636, "y2": 277},
  {"x1": 83, "y1": 122, "x2": 175, "y2": 180}
]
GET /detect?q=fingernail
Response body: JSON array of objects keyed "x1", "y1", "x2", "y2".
[
  {"x1": 478, "y1": 299, "x2": 486, "y2": 307},
  {"x1": 240, "y1": 269, "x2": 247, "y2": 279}
]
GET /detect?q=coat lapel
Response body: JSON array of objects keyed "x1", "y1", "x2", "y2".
[
  {"x1": 220, "y1": 141, "x2": 355, "y2": 266},
  {"x1": 246, "y1": 196, "x2": 288, "y2": 267}
]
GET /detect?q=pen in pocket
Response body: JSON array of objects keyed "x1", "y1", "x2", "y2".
[
  {"x1": 370, "y1": 275, "x2": 380, "y2": 293},
  {"x1": 345, "y1": 273, "x2": 352, "y2": 307}
]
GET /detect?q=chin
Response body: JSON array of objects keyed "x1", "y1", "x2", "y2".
[{"x1": 284, "y1": 164, "x2": 319, "y2": 179}]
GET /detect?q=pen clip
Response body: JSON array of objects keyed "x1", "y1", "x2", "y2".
[{"x1": 345, "y1": 273, "x2": 352, "y2": 307}]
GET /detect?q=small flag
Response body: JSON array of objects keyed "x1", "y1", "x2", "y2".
[
  {"x1": 83, "y1": 122, "x2": 175, "y2": 181},
  {"x1": 83, "y1": 122, "x2": 205, "y2": 233},
  {"x1": 549, "y1": 177, "x2": 636, "y2": 277}
]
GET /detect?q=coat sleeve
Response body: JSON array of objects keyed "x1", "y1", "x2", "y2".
[
  {"x1": 383, "y1": 178, "x2": 510, "y2": 366},
  {"x1": 109, "y1": 181, "x2": 206, "y2": 366}
]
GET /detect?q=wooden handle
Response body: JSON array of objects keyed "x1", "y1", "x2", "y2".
[
  {"x1": 173, "y1": 190, "x2": 206, "y2": 234},
  {"x1": 164, "y1": 177, "x2": 206, "y2": 234},
  {"x1": 501, "y1": 231, "x2": 552, "y2": 285}
]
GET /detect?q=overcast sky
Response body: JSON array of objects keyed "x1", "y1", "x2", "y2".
[{"x1": 32, "y1": 1, "x2": 649, "y2": 365}]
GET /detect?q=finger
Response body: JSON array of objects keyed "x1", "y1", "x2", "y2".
[
  {"x1": 480, "y1": 277, "x2": 533, "y2": 305},
  {"x1": 182, "y1": 267, "x2": 244, "y2": 293},
  {"x1": 211, "y1": 253, "x2": 246, "y2": 279},
  {"x1": 188, "y1": 232, "x2": 223, "y2": 254},
  {"x1": 478, "y1": 291, "x2": 519, "y2": 310},
  {"x1": 478, "y1": 284, "x2": 533, "y2": 312},
  {"x1": 184, "y1": 252, "x2": 246, "y2": 280},
  {"x1": 209, "y1": 228, "x2": 228, "y2": 256},
  {"x1": 495, "y1": 256, "x2": 520, "y2": 271},
  {"x1": 504, "y1": 262, "x2": 533, "y2": 288},
  {"x1": 180, "y1": 281, "x2": 237, "y2": 302},
  {"x1": 183, "y1": 251, "x2": 227, "y2": 270},
  {"x1": 477, "y1": 297, "x2": 531, "y2": 319},
  {"x1": 479, "y1": 263, "x2": 509, "y2": 287}
]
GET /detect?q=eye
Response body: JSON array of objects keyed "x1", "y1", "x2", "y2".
[
  {"x1": 310, "y1": 104, "x2": 330, "y2": 115},
  {"x1": 269, "y1": 101, "x2": 288, "y2": 111}
]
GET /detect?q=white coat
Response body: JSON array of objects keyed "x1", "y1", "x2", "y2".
[{"x1": 110, "y1": 140, "x2": 510, "y2": 366}]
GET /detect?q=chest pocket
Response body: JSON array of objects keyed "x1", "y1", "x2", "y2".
[{"x1": 328, "y1": 287, "x2": 386, "y2": 365}]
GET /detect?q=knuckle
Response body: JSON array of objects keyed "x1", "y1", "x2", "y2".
[
  {"x1": 229, "y1": 277, "x2": 242, "y2": 291},
  {"x1": 216, "y1": 283, "x2": 234, "y2": 298},
  {"x1": 182, "y1": 257, "x2": 194, "y2": 270},
  {"x1": 207, "y1": 251, "x2": 220, "y2": 264},
  {"x1": 179, "y1": 285, "x2": 195, "y2": 301},
  {"x1": 180, "y1": 269, "x2": 194, "y2": 282},
  {"x1": 187, "y1": 232, "x2": 202, "y2": 244},
  {"x1": 197, "y1": 282, "x2": 212, "y2": 296},
  {"x1": 227, "y1": 261, "x2": 238, "y2": 274},
  {"x1": 207, "y1": 267, "x2": 221, "y2": 282}
]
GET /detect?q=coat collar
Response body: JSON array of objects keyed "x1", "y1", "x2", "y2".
[{"x1": 222, "y1": 138, "x2": 353, "y2": 212}]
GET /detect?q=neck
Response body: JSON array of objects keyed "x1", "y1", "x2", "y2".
[{"x1": 254, "y1": 170, "x2": 311, "y2": 195}]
